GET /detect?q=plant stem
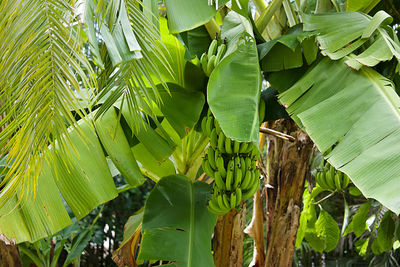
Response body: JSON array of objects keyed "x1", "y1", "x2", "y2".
[
  {"x1": 253, "y1": 0, "x2": 267, "y2": 12},
  {"x1": 255, "y1": 0, "x2": 284, "y2": 33},
  {"x1": 259, "y1": 126, "x2": 296, "y2": 142},
  {"x1": 205, "y1": 18, "x2": 221, "y2": 39},
  {"x1": 19, "y1": 246, "x2": 44, "y2": 267}
]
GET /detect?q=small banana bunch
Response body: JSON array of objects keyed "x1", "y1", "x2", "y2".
[
  {"x1": 200, "y1": 38, "x2": 226, "y2": 77},
  {"x1": 201, "y1": 109, "x2": 260, "y2": 215},
  {"x1": 315, "y1": 159, "x2": 350, "y2": 192}
]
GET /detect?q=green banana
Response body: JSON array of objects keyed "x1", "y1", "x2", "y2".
[
  {"x1": 251, "y1": 145, "x2": 259, "y2": 159},
  {"x1": 201, "y1": 116, "x2": 207, "y2": 134},
  {"x1": 207, "y1": 146, "x2": 216, "y2": 169},
  {"x1": 242, "y1": 175, "x2": 260, "y2": 200},
  {"x1": 315, "y1": 171, "x2": 329, "y2": 190},
  {"x1": 205, "y1": 116, "x2": 214, "y2": 136},
  {"x1": 233, "y1": 159, "x2": 242, "y2": 188},
  {"x1": 334, "y1": 172, "x2": 342, "y2": 191},
  {"x1": 217, "y1": 194, "x2": 224, "y2": 208},
  {"x1": 225, "y1": 137, "x2": 232, "y2": 154},
  {"x1": 230, "y1": 193, "x2": 237, "y2": 209},
  {"x1": 208, "y1": 198, "x2": 226, "y2": 215},
  {"x1": 223, "y1": 194, "x2": 231, "y2": 210},
  {"x1": 214, "y1": 170, "x2": 226, "y2": 190},
  {"x1": 325, "y1": 168, "x2": 336, "y2": 190},
  {"x1": 215, "y1": 119, "x2": 222, "y2": 135},
  {"x1": 216, "y1": 154, "x2": 227, "y2": 177},
  {"x1": 202, "y1": 158, "x2": 215, "y2": 177},
  {"x1": 226, "y1": 159, "x2": 234, "y2": 190},
  {"x1": 217, "y1": 133, "x2": 226, "y2": 153},
  {"x1": 241, "y1": 168, "x2": 252, "y2": 189},
  {"x1": 215, "y1": 43, "x2": 226, "y2": 65},
  {"x1": 245, "y1": 157, "x2": 252, "y2": 171},
  {"x1": 239, "y1": 142, "x2": 249, "y2": 153},
  {"x1": 251, "y1": 159, "x2": 257, "y2": 169},
  {"x1": 259, "y1": 97, "x2": 265, "y2": 123},
  {"x1": 208, "y1": 39, "x2": 218, "y2": 56},
  {"x1": 240, "y1": 157, "x2": 246, "y2": 172},
  {"x1": 235, "y1": 187, "x2": 242, "y2": 207},
  {"x1": 210, "y1": 129, "x2": 218, "y2": 150},
  {"x1": 201, "y1": 52, "x2": 208, "y2": 74},
  {"x1": 233, "y1": 141, "x2": 240, "y2": 154},
  {"x1": 206, "y1": 55, "x2": 216, "y2": 76},
  {"x1": 342, "y1": 173, "x2": 350, "y2": 189}
]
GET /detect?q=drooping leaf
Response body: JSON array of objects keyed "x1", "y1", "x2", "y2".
[
  {"x1": 279, "y1": 57, "x2": 400, "y2": 213},
  {"x1": 303, "y1": 11, "x2": 400, "y2": 70},
  {"x1": 178, "y1": 26, "x2": 212, "y2": 60},
  {"x1": 64, "y1": 228, "x2": 93, "y2": 266},
  {"x1": 355, "y1": 238, "x2": 370, "y2": 257},
  {"x1": 208, "y1": 32, "x2": 261, "y2": 142},
  {"x1": 112, "y1": 210, "x2": 144, "y2": 267},
  {"x1": 95, "y1": 107, "x2": 146, "y2": 187},
  {"x1": 138, "y1": 175, "x2": 217, "y2": 267},
  {"x1": 157, "y1": 83, "x2": 205, "y2": 138},
  {"x1": 375, "y1": 212, "x2": 395, "y2": 253},
  {"x1": 165, "y1": 0, "x2": 228, "y2": 33},
  {"x1": 311, "y1": 210, "x2": 340, "y2": 252},
  {"x1": 344, "y1": 202, "x2": 371, "y2": 237},
  {"x1": 258, "y1": 24, "x2": 317, "y2": 72},
  {"x1": 131, "y1": 144, "x2": 176, "y2": 182}
]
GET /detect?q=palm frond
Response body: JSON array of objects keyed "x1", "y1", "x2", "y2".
[
  {"x1": 86, "y1": 0, "x2": 172, "y2": 131},
  {"x1": 0, "y1": 0, "x2": 96, "y2": 204}
]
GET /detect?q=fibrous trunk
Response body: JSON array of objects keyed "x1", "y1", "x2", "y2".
[
  {"x1": 264, "y1": 119, "x2": 313, "y2": 267},
  {"x1": 213, "y1": 205, "x2": 246, "y2": 267}
]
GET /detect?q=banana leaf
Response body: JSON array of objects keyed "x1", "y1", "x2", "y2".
[
  {"x1": 208, "y1": 32, "x2": 261, "y2": 142},
  {"x1": 138, "y1": 175, "x2": 217, "y2": 267},
  {"x1": 304, "y1": 11, "x2": 400, "y2": 70},
  {"x1": 279, "y1": 57, "x2": 400, "y2": 213}
]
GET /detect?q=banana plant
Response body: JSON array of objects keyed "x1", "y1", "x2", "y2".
[{"x1": 5, "y1": 0, "x2": 400, "y2": 267}]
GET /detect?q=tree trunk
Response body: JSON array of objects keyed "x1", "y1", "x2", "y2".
[
  {"x1": 0, "y1": 234, "x2": 22, "y2": 267},
  {"x1": 213, "y1": 205, "x2": 246, "y2": 267},
  {"x1": 264, "y1": 119, "x2": 313, "y2": 267}
]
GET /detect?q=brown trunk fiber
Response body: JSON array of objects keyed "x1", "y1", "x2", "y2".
[
  {"x1": 264, "y1": 119, "x2": 313, "y2": 267},
  {"x1": 213, "y1": 205, "x2": 246, "y2": 267},
  {"x1": 0, "y1": 234, "x2": 22, "y2": 267}
]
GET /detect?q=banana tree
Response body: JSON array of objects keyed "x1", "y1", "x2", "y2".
[{"x1": 3, "y1": 0, "x2": 400, "y2": 266}]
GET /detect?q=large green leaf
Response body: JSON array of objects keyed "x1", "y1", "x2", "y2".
[
  {"x1": 138, "y1": 175, "x2": 217, "y2": 267},
  {"x1": 208, "y1": 32, "x2": 261, "y2": 142},
  {"x1": 279, "y1": 57, "x2": 400, "y2": 213},
  {"x1": 343, "y1": 202, "x2": 371, "y2": 237},
  {"x1": 165, "y1": 0, "x2": 228, "y2": 33},
  {"x1": 303, "y1": 11, "x2": 400, "y2": 70}
]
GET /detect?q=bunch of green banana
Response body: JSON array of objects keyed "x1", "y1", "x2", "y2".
[
  {"x1": 200, "y1": 109, "x2": 261, "y2": 215},
  {"x1": 315, "y1": 159, "x2": 350, "y2": 192},
  {"x1": 200, "y1": 38, "x2": 227, "y2": 77}
]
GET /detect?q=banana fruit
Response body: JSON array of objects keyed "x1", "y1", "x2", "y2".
[
  {"x1": 315, "y1": 158, "x2": 351, "y2": 192},
  {"x1": 201, "y1": 38, "x2": 227, "y2": 77},
  {"x1": 201, "y1": 109, "x2": 261, "y2": 215}
]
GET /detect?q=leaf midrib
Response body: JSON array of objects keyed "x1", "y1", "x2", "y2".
[{"x1": 187, "y1": 181, "x2": 194, "y2": 267}]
